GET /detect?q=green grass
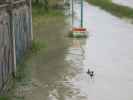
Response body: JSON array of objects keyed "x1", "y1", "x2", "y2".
[
  {"x1": 32, "y1": 5, "x2": 64, "y2": 17},
  {"x1": 87, "y1": 0, "x2": 133, "y2": 19},
  {"x1": 31, "y1": 40, "x2": 47, "y2": 54},
  {"x1": 0, "y1": 96, "x2": 9, "y2": 100}
]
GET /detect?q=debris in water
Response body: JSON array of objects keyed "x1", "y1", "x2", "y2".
[{"x1": 68, "y1": 28, "x2": 88, "y2": 38}]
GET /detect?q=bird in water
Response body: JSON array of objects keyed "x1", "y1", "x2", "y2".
[{"x1": 87, "y1": 69, "x2": 94, "y2": 78}]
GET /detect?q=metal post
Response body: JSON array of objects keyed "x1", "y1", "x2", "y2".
[{"x1": 81, "y1": 0, "x2": 83, "y2": 28}]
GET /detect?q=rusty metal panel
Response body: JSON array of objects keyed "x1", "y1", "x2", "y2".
[
  {"x1": 0, "y1": 0, "x2": 32, "y2": 94},
  {"x1": 13, "y1": 4, "x2": 31, "y2": 62},
  {"x1": 0, "y1": 9, "x2": 13, "y2": 92}
]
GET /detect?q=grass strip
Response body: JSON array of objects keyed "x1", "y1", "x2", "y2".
[
  {"x1": 32, "y1": 4, "x2": 64, "y2": 17},
  {"x1": 87, "y1": 0, "x2": 133, "y2": 19},
  {"x1": 0, "y1": 96, "x2": 9, "y2": 100}
]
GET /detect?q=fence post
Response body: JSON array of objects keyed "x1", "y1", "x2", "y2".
[
  {"x1": 30, "y1": 0, "x2": 33, "y2": 41},
  {"x1": 7, "y1": 0, "x2": 17, "y2": 77},
  {"x1": 26, "y1": 0, "x2": 33, "y2": 41}
]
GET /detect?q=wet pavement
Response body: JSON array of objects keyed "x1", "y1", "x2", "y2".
[
  {"x1": 112, "y1": 0, "x2": 133, "y2": 8},
  {"x1": 22, "y1": 1, "x2": 133, "y2": 100}
]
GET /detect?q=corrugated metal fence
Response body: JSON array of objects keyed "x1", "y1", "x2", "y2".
[{"x1": 0, "y1": 0, "x2": 32, "y2": 94}]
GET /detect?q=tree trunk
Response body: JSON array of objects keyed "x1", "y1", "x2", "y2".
[{"x1": 35, "y1": 0, "x2": 39, "y2": 4}]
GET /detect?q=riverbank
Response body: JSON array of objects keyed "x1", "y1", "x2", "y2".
[
  {"x1": 112, "y1": 0, "x2": 133, "y2": 9},
  {"x1": 87, "y1": 0, "x2": 133, "y2": 20}
]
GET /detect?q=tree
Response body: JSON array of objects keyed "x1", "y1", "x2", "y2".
[
  {"x1": 44, "y1": 0, "x2": 48, "y2": 11},
  {"x1": 33, "y1": 0, "x2": 49, "y2": 11}
]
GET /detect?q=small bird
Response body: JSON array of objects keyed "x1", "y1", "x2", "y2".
[{"x1": 87, "y1": 69, "x2": 94, "y2": 78}]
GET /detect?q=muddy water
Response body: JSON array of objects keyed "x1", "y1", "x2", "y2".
[
  {"x1": 72, "y1": 1, "x2": 133, "y2": 100},
  {"x1": 25, "y1": 1, "x2": 133, "y2": 100},
  {"x1": 112, "y1": 0, "x2": 133, "y2": 8}
]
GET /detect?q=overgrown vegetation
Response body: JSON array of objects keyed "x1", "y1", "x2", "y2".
[
  {"x1": 32, "y1": 0, "x2": 63, "y2": 11},
  {"x1": 87, "y1": 0, "x2": 133, "y2": 19},
  {"x1": 32, "y1": 4, "x2": 64, "y2": 17},
  {"x1": 32, "y1": 0, "x2": 49, "y2": 11},
  {"x1": 0, "y1": 96, "x2": 9, "y2": 100}
]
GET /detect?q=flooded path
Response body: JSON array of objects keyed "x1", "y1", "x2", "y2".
[
  {"x1": 72, "y1": 1, "x2": 133, "y2": 100},
  {"x1": 22, "y1": 1, "x2": 133, "y2": 100}
]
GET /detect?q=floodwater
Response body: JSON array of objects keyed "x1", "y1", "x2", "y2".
[
  {"x1": 25, "y1": 1, "x2": 133, "y2": 100},
  {"x1": 70, "y1": 1, "x2": 133, "y2": 100},
  {"x1": 112, "y1": 0, "x2": 133, "y2": 8}
]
